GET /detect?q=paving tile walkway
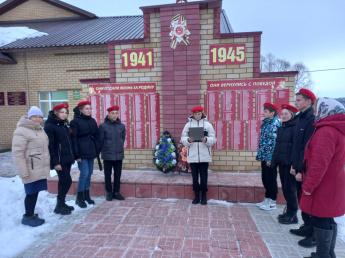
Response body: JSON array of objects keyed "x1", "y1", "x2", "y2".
[{"x1": 15, "y1": 197, "x2": 345, "y2": 258}]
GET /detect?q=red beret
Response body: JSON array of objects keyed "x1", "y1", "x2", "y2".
[
  {"x1": 191, "y1": 106, "x2": 204, "y2": 113},
  {"x1": 298, "y1": 88, "x2": 316, "y2": 101},
  {"x1": 263, "y1": 102, "x2": 278, "y2": 111},
  {"x1": 281, "y1": 104, "x2": 298, "y2": 113},
  {"x1": 107, "y1": 105, "x2": 119, "y2": 112},
  {"x1": 77, "y1": 101, "x2": 91, "y2": 107},
  {"x1": 53, "y1": 103, "x2": 69, "y2": 111}
]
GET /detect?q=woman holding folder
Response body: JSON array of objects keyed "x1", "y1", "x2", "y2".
[{"x1": 181, "y1": 106, "x2": 216, "y2": 205}]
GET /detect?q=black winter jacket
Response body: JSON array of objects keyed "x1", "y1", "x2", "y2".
[
  {"x1": 272, "y1": 117, "x2": 298, "y2": 167},
  {"x1": 44, "y1": 110, "x2": 74, "y2": 169},
  {"x1": 291, "y1": 106, "x2": 315, "y2": 173},
  {"x1": 70, "y1": 106, "x2": 101, "y2": 160},
  {"x1": 99, "y1": 116, "x2": 126, "y2": 161}
]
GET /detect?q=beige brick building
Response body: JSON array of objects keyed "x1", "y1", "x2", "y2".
[{"x1": 0, "y1": 0, "x2": 297, "y2": 172}]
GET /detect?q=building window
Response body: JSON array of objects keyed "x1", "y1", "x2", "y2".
[{"x1": 39, "y1": 91, "x2": 68, "y2": 125}]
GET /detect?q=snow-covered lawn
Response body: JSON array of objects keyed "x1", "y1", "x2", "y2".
[{"x1": 0, "y1": 176, "x2": 94, "y2": 257}]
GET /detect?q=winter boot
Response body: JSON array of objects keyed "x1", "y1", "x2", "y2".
[
  {"x1": 278, "y1": 211, "x2": 298, "y2": 224},
  {"x1": 303, "y1": 227, "x2": 333, "y2": 258},
  {"x1": 21, "y1": 214, "x2": 45, "y2": 227},
  {"x1": 290, "y1": 224, "x2": 313, "y2": 237},
  {"x1": 113, "y1": 192, "x2": 125, "y2": 200},
  {"x1": 298, "y1": 232, "x2": 317, "y2": 248},
  {"x1": 329, "y1": 224, "x2": 337, "y2": 258},
  {"x1": 84, "y1": 190, "x2": 95, "y2": 205},
  {"x1": 200, "y1": 192, "x2": 207, "y2": 205},
  {"x1": 256, "y1": 197, "x2": 268, "y2": 207},
  {"x1": 106, "y1": 192, "x2": 113, "y2": 201},
  {"x1": 54, "y1": 199, "x2": 72, "y2": 215},
  {"x1": 75, "y1": 191, "x2": 87, "y2": 208},
  {"x1": 277, "y1": 206, "x2": 288, "y2": 219},
  {"x1": 63, "y1": 202, "x2": 74, "y2": 211},
  {"x1": 192, "y1": 191, "x2": 200, "y2": 204}
]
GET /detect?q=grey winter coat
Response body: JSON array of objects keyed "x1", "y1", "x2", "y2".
[{"x1": 99, "y1": 116, "x2": 126, "y2": 160}]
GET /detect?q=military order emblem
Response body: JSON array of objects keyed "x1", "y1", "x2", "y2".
[{"x1": 169, "y1": 14, "x2": 191, "y2": 49}]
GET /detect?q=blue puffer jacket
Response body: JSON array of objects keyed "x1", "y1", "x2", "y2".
[{"x1": 256, "y1": 115, "x2": 281, "y2": 162}]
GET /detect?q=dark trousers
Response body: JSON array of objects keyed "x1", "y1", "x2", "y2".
[
  {"x1": 56, "y1": 163, "x2": 72, "y2": 201},
  {"x1": 24, "y1": 192, "x2": 38, "y2": 216},
  {"x1": 190, "y1": 162, "x2": 208, "y2": 192},
  {"x1": 104, "y1": 160, "x2": 123, "y2": 193},
  {"x1": 278, "y1": 164, "x2": 298, "y2": 212},
  {"x1": 297, "y1": 180, "x2": 313, "y2": 228},
  {"x1": 311, "y1": 215, "x2": 336, "y2": 230},
  {"x1": 261, "y1": 161, "x2": 278, "y2": 200}
]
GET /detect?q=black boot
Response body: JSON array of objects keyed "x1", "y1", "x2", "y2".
[
  {"x1": 106, "y1": 192, "x2": 113, "y2": 201},
  {"x1": 278, "y1": 211, "x2": 298, "y2": 224},
  {"x1": 54, "y1": 199, "x2": 72, "y2": 215},
  {"x1": 298, "y1": 232, "x2": 317, "y2": 248},
  {"x1": 290, "y1": 224, "x2": 313, "y2": 237},
  {"x1": 63, "y1": 202, "x2": 74, "y2": 211},
  {"x1": 75, "y1": 191, "x2": 87, "y2": 208},
  {"x1": 200, "y1": 192, "x2": 207, "y2": 205},
  {"x1": 113, "y1": 192, "x2": 125, "y2": 200},
  {"x1": 84, "y1": 190, "x2": 95, "y2": 205},
  {"x1": 329, "y1": 224, "x2": 337, "y2": 258},
  {"x1": 304, "y1": 227, "x2": 333, "y2": 258},
  {"x1": 192, "y1": 191, "x2": 200, "y2": 204},
  {"x1": 277, "y1": 206, "x2": 287, "y2": 219},
  {"x1": 21, "y1": 214, "x2": 45, "y2": 227}
]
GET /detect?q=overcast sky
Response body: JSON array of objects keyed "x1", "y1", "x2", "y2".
[{"x1": 2, "y1": 0, "x2": 344, "y2": 98}]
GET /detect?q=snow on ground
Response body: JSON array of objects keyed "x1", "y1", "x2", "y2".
[
  {"x1": 0, "y1": 27, "x2": 48, "y2": 47},
  {"x1": 0, "y1": 176, "x2": 93, "y2": 258}
]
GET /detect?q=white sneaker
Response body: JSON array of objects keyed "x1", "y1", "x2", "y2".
[
  {"x1": 260, "y1": 199, "x2": 277, "y2": 211},
  {"x1": 256, "y1": 198, "x2": 268, "y2": 207}
]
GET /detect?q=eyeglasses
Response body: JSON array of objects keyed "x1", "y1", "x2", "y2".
[{"x1": 31, "y1": 116, "x2": 43, "y2": 119}]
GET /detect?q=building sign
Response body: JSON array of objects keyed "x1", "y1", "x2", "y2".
[
  {"x1": 0, "y1": 92, "x2": 4, "y2": 106},
  {"x1": 7, "y1": 92, "x2": 26, "y2": 105},
  {"x1": 73, "y1": 90, "x2": 80, "y2": 100},
  {"x1": 88, "y1": 95, "x2": 101, "y2": 125},
  {"x1": 246, "y1": 120, "x2": 261, "y2": 150},
  {"x1": 205, "y1": 91, "x2": 219, "y2": 121},
  {"x1": 121, "y1": 49, "x2": 154, "y2": 69},
  {"x1": 214, "y1": 121, "x2": 227, "y2": 150},
  {"x1": 89, "y1": 83, "x2": 156, "y2": 94},
  {"x1": 207, "y1": 78, "x2": 286, "y2": 91},
  {"x1": 209, "y1": 44, "x2": 246, "y2": 65},
  {"x1": 255, "y1": 90, "x2": 271, "y2": 120},
  {"x1": 169, "y1": 14, "x2": 190, "y2": 49},
  {"x1": 132, "y1": 94, "x2": 145, "y2": 149},
  {"x1": 274, "y1": 89, "x2": 290, "y2": 113},
  {"x1": 221, "y1": 91, "x2": 236, "y2": 121},
  {"x1": 117, "y1": 94, "x2": 130, "y2": 149},
  {"x1": 101, "y1": 94, "x2": 114, "y2": 121},
  {"x1": 146, "y1": 93, "x2": 160, "y2": 149},
  {"x1": 230, "y1": 121, "x2": 244, "y2": 150},
  {"x1": 238, "y1": 90, "x2": 253, "y2": 121}
]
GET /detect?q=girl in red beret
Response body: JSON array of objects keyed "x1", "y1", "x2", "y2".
[
  {"x1": 70, "y1": 101, "x2": 101, "y2": 208},
  {"x1": 181, "y1": 106, "x2": 217, "y2": 205},
  {"x1": 256, "y1": 103, "x2": 281, "y2": 211},
  {"x1": 271, "y1": 104, "x2": 299, "y2": 224},
  {"x1": 300, "y1": 98, "x2": 345, "y2": 258},
  {"x1": 44, "y1": 103, "x2": 75, "y2": 215}
]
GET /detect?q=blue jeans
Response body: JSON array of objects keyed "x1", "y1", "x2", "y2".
[{"x1": 77, "y1": 158, "x2": 94, "y2": 192}]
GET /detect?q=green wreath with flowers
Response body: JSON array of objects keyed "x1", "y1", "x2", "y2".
[{"x1": 153, "y1": 131, "x2": 178, "y2": 173}]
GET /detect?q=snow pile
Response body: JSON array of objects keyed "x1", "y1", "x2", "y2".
[
  {"x1": 0, "y1": 176, "x2": 92, "y2": 257},
  {"x1": 0, "y1": 27, "x2": 48, "y2": 47}
]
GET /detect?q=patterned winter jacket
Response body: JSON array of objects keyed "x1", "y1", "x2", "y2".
[{"x1": 256, "y1": 115, "x2": 281, "y2": 162}]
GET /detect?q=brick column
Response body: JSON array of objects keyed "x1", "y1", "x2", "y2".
[{"x1": 160, "y1": 4, "x2": 201, "y2": 142}]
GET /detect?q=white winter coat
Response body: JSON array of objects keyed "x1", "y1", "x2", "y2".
[{"x1": 181, "y1": 116, "x2": 216, "y2": 163}]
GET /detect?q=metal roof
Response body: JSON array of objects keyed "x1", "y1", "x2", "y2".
[{"x1": 0, "y1": 10, "x2": 233, "y2": 50}]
